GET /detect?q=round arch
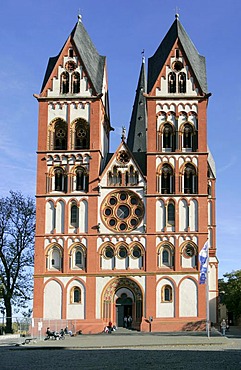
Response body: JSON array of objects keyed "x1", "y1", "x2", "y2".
[{"x1": 101, "y1": 277, "x2": 143, "y2": 330}]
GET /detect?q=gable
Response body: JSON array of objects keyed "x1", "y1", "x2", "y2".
[
  {"x1": 147, "y1": 17, "x2": 207, "y2": 95},
  {"x1": 40, "y1": 20, "x2": 105, "y2": 97},
  {"x1": 100, "y1": 142, "x2": 146, "y2": 187}
]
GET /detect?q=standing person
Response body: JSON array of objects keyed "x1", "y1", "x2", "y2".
[
  {"x1": 123, "y1": 316, "x2": 127, "y2": 328},
  {"x1": 220, "y1": 319, "x2": 227, "y2": 336},
  {"x1": 127, "y1": 315, "x2": 132, "y2": 329},
  {"x1": 108, "y1": 321, "x2": 112, "y2": 333}
]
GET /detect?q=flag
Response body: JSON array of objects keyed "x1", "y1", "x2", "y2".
[{"x1": 199, "y1": 240, "x2": 209, "y2": 284}]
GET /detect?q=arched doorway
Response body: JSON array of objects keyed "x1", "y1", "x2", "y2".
[
  {"x1": 102, "y1": 277, "x2": 143, "y2": 330},
  {"x1": 116, "y1": 292, "x2": 133, "y2": 327}
]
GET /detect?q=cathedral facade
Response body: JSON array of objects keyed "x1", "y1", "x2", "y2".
[{"x1": 33, "y1": 15, "x2": 218, "y2": 333}]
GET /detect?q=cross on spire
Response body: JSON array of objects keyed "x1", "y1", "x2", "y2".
[
  {"x1": 175, "y1": 6, "x2": 180, "y2": 19},
  {"x1": 78, "y1": 8, "x2": 82, "y2": 22},
  {"x1": 141, "y1": 49, "x2": 145, "y2": 63},
  {"x1": 121, "y1": 126, "x2": 126, "y2": 142}
]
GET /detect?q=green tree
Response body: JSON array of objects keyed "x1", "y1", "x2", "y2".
[
  {"x1": 219, "y1": 270, "x2": 241, "y2": 323},
  {"x1": 0, "y1": 191, "x2": 35, "y2": 333}
]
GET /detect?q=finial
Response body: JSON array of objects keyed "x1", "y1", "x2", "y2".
[
  {"x1": 78, "y1": 8, "x2": 82, "y2": 22},
  {"x1": 141, "y1": 49, "x2": 145, "y2": 63},
  {"x1": 175, "y1": 6, "x2": 180, "y2": 19},
  {"x1": 121, "y1": 126, "x2": 126, "y2": 142}
]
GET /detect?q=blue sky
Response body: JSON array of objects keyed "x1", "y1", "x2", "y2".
[{"x1": 0, "y1": 0, "x2": 240, "y2": 278}]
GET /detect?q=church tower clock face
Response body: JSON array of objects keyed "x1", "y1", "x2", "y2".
[{"x1": 101, "y1": 190, "x2": 144, "y2": 232}]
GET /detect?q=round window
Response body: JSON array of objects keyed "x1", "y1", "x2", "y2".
[{"x1": 101, "y1": 190, "x2": 144, "y2": 232}]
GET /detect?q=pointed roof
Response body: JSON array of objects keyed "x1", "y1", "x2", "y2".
[
  {"x1": 147, "y1": 16, "x2": 207, "y2": 94},
  {"x1": 127, "y1": 59, "x2": 147, "y2": 153},
  {"x1": 41, "y1": 17, "x2": 106, "y2": 95}
]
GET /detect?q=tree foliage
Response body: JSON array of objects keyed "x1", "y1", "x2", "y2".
[
  {"x1": 219, "y1": 270, "x2": 241, "y2": 322},
  {"x1": 0, "y1": 191, "x2": 35, "y2": 332}
]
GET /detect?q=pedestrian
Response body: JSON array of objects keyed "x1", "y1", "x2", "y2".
[
  {"x1": 127, "y1": 315, "x2": 132, "y2": 329},
  {"x1": 123, "y1": 316, "x2": 127, "y2": 328},
  {"x1": 220, "y1": 319, "x2": 227, "y2": 336}
]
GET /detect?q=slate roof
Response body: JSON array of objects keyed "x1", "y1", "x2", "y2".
[
  {"x1": 147, "y1": 17, "x2": 207, "y2": 94},
  {"x1": 41, "y1": 19, "x2": 106, "y2": 95},
  {"x1": 208, "y1": 147, "x2": 216, "y2": 178},
  {"x1": 127, "y1": 59, "x2": 147, "y2": 153}
]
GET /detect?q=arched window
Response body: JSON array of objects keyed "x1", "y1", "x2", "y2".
[
  {"x1": 183, "y1": 123, "x2": 197, "y2": 150},
  {"x1": 118, "y1": 246, "x2": 128, "y2": 259},
  {"x1": 167, "y1": 202, "x2": 175, "y2": 226},
  {"x1": 161, "y1": 164, "x2": 174, "y2": 194},
  {"x1": 74, "y1": 119, "x2": 89, "y2": 149},
  {"x1": 160, "y1": 245, "x2": 173, "y2": 267},
  {"x1": 75, "y1": 251, "x2": 82, "y2": 265},
  {"x1": 162, "y1": 250, "x2": 169, "y2": 265},
  {"x1": 163, "y1": 123, "x2": 175, "y2": 150},
  {"x1": 108, "y1": 166, "x2": 122, "y2": 186},
  {"x1": 162, "y1": 285, "x2": 172, "y2": 302},
  {"x1": 76, "y1": 167, "x2": 88, "y2": 192},
  {"x1": 70, "y1": 203, "x2": 78, "y2": 226},
  {"x1": 47, "y1": 245, "x2": 62, "y2": 271},
  {"x1": 72, "y1": 72, "x2": 80, "y2": 93},
  {"x1": 54, "y1": 168, "x2": 67, "y2": 192},
  {"x1": 126, "y1": 166, "x2": 139, "y2": 185},
  {"x1": 132, "y1": 245, "x2": 142, "y2": 259},
  {"x1": 71, "y1": 287, "x2": 81, "y2": 303},
  {"x1": 184, "y1": 164, "x2": 198, "y2": 194},
  {"x1": 70, "y1": 245, "x2": 85, "y2": 270},
  {"x1": 61, "y1": 72, "x2": 69, "y2": 94},
  {"x1": 104, "y1": 246, "x2": 114, "y2": 259},
  {"x1": 178, "y1": 72, "x2": 186, "y2": 93},
  {"x1": 168, "y1": 72, "x2": 176, "y2": 93},
  {"x1": 54, "y1": 120, "x2": 67, "y2": 150}
]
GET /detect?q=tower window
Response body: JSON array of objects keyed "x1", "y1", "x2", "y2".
[
  {"x1": 70, "y1": 204, "x2": 78, "y2": 225},
  {"x1": 168, "y1": 72, "x2": 176, "y2": 93},
  {"x1": 72, "y1": 72, "x2": 80, "y2": 94},
  {"x1": 175, "y1": 49, "x2": 180, "y2": 58},
  {"x1": 54, "y1": 120, "x2": 67, "y2": 150},
  {"x1": 167, "y1": 202, "x2": 175, "y2": 226},
  {"x1": 161, "y1": 164, "x2": 174, "y2": 194},
  {"x1": 61, "y1": 72, "x2": 69, "y2": 94},
  {"x1": 74, "y1": 119, "x2": 90, "y2": 149},
  {"x1": 54, "y1": 168, "x2": 67, "y2": 192},
  {"x1": 76, "y1": 166, "x2": 88, "y2": 192},
  {"x1": 184, "y1": 164, "x2": 197, "y2": 194},
  {"x1": 179, "y1": 72, "x2": 186, "y2": 93},
  {"x1": 162, "y1": 123, "x2": 175, "y2": 150},
  {"x1": 69, "y1": 48, "x2": 74, "y2": 57}
]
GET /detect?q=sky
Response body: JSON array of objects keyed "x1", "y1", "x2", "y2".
[{"x1": 0, "y1": 0, "x2": 240, "y2": 279}]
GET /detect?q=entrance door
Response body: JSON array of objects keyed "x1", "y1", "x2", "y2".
[{"x1": 116, "y1": 293, "x2": 133, "y2": 327}]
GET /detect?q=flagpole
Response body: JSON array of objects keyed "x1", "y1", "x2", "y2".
[{"x1": 206, "y1": 242, "x2": 210, "y2": 338}]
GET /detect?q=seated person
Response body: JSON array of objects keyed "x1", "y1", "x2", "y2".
[
  {"x1": 46, "y1": 327, "x2": 58, "y2": 339},
  {"x1": 64, "y1": 326, "x2": 73, "y2": 336}
]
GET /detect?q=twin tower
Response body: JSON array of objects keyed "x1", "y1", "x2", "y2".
[{"x1": 33, "y1": 15, "x2": 218, "y2": 333}]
